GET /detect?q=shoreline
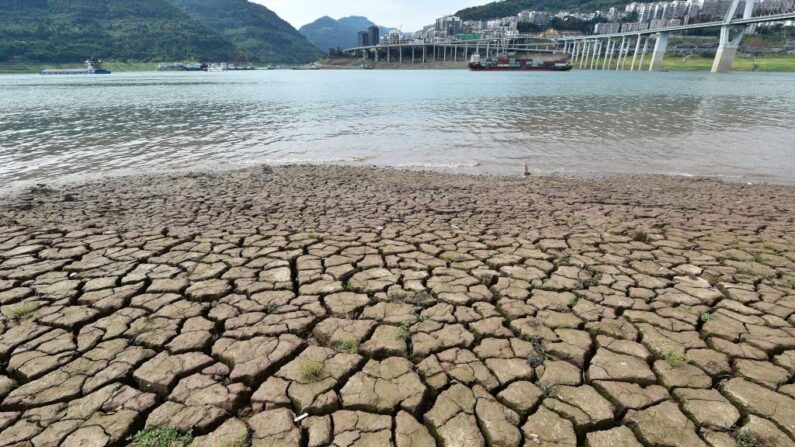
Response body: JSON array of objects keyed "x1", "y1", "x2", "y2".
[
  {"x1": 1, "y1": 161, "x2": 792, "y2": 201},
  {"x1": 0, "y1": 164, "x2": 793, "y2": 446},
  {"x1": 3, "y1": 53, "x2": 795, "y2": 73},
  {"x1": 3, "y1": 157, "x2": 794, "y2": 198},
  {"x1": 3, "y1": 164, "x2": 794, "y2": 232}
]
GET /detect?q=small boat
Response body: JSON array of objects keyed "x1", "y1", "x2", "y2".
[
  {"x1": 158, "y1": 63, "x2": 208, "y2": 72},
  {"x1": 309, "y1": 63, "x2": 320, "y2": 70},
  {"x1": 207, "y1": 62, "x2": 256, "y2": 72},
  {"x1": 40, "y1": 58, "x2": 111, "y2": 75},
  {"x1": 468, "y1": 54, "x2": 572, "y2": 72},
  {"x1": 361, "y1": 64, "x2": 375, "y2": 70}
]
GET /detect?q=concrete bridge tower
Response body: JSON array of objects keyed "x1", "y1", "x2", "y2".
[
  {"x1": 712, "y1": 0, "x2": 755, "y2": 72},
  {"x1": 649, "y1": 32, "x2": 669, "y2": 71}
]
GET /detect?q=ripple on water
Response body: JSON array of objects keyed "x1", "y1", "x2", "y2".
[{"x1": 1, "y1": 70, "x2": 794, "y2": 189}]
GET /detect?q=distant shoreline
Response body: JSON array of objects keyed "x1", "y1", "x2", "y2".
[{"x1": 3, "y1": 53, "x2": 795, "y2": 74}]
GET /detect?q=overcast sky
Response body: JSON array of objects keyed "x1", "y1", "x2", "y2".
[{"x1": 256, "y1": 0, "x2": 485, "y2": 31}]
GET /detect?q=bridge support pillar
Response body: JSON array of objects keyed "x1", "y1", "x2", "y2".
[
  {"x1": 710, "y1": 0, "x2": 754, "y2": 72},
  {"x1": 615, "y1": 37, "x2": 626, "y2": 70},
  {"x1": 592, "y1": 40, "x2": 602, "y2": 69},
  {"x1": 712, "y1": 38, "x2": 739, "y2": 72},
  {"x1": 606, "y1": 41, "x2": 616, "y2": 70},
  {"x1": 649, "y1": 32, "x2": 669, "y2": 71},
  {"x1": 631, "y1": 35, "x2": 642, "y2": 70},
  {"x1": 621, "y1": 37, "x2": 633, "y2": 70},
  {"x1": 712, "y1": 22, "x2": 749, "y2": 72},
  {"x1": 638, "y1": 36, "x2": 649, "y2": 70},
  {"x1": 579, "y1": 41, "x2": 590, "y2": 69}
]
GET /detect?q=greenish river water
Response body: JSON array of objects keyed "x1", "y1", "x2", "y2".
[{"x1": 1, "y1": 70, "x2": 794, "y2": 188}]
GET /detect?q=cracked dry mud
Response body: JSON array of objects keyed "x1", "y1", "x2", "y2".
[{"x1": 0, "y1": 164, "x2": 793, "y2": 447}]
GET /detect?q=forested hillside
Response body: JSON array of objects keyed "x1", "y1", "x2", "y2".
[
  {"x1": 0, "y1": 0, "x2": 244, "y2": 63},
  {"x1": 456, "y1": 0, "x2": 629, "y2": 21},
  {"x1": 0, "y1": 0, "x2": 321, "y2": 65},
  {"x1": 173, "y1": 0, "x2": 323, "y2": 63}
]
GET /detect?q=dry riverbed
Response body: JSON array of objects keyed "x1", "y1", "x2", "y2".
[{"x1": 0, "y1": 165, "x2": 793, "y2": 447}]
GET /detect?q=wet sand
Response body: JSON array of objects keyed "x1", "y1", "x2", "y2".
[{"x1": 0, "y1": 165, "x2": 793, "y2": 446}]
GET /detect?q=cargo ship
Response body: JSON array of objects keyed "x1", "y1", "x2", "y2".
[
  {"x1": 40, "y1": 58, "x2": 111, "y2": 75},
  {"x1": 468, "y1": 54, "x2": 572, "y2": 72}
]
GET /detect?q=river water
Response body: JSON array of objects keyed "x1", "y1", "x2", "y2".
[{"x1": 1, "y1": 69, "x2": 794, "y2": 189}]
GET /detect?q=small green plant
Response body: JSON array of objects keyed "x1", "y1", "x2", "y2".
[
  {"x1": 700, "y1": 312, "x2": 714, "y2": 322},
  {"x1": 733, "y1": 431, "x2": 773, "y2": 447},
  {"x1": 761, "y1": 241, "x2": 778, "y2": 252},
  {"x1": 336, "y1": 339, "x2": 360, "y2": 354},
  {"x1": 556, "y1": 323, "x2": 575, "y2": 329},
  {"x1": 538, "y1": 381, "x2": 557, "y2": 398},
  {"x1": 397, "y1": 321, "x2": 412, "y2": 340},
  {"x1": 736, "y1": 264, "x2": 756, "y2": 276},
  {"x1": 441, "y1": 253, "x2": 459, "y2": 262},
  {"x1": 631, "y1": 230, "x2": 649, "y2": 243},
  {"x1": 663, "y1": 351, "x2": 688, "y2": 367},
  {"x1": 568, "y1": 296, "x2": 581, "y2": 307},
  {"x1": 298, "y1": 359, "x2": 325, "y2": 382},
  {"x1": 263, "y1": 302, "x2": 279, "y2": 314},
  {"x1": 784, "y1": 275, "x2": 795, "y2": 288},
  {"x1": 222, "y1": 436, "x2": 248, "y2": 447},
  {"x1": 306, "y1": 231, "x2": 319, "y2": 239},
  {"x1": 728, "y1": 238, "x2": 740, "y2": 246},
  {"x1": 129, "y1": 426, "x2": 192, "y2": 447},
  {"x1": 411, "y1": 291, "x2": 431, "y2": 305},
  {"x1": 754, "y1": 253, "x2": 770, "y2": 264},
  {"x1": 528, "y1": 337, "x2": 547, "y2": 368},
  {"x1": 2, "y1": 302, "x2": 39, "y2": 319}
]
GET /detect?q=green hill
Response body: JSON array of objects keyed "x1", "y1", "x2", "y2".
[
  {"x1": 456, "y1": 0, "x2": 628, "y2": 21},
  {"x1": 0, "y1": 0, "x2": 321, "y2": 65},
  {"x1": 0, "y1": 0, "x2": 245, "y2": 64},
  {"x1": 172, "y1": 0, "x2": 323, "y2": 63},
  {"x1": 299, "y1": 16, "x2": 391, "y2": 53}
]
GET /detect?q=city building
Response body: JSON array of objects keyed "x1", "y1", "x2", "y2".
[
  {"x1": 595, "y1": 22, "x2": 622, "y2": 33},
  {"x1": 385, "y1": 29, "x2": 402, "y2": 44},
  {"x1": 368, "y1": 26, "x2": 380, "y2": 48},
  {"x1": 357, "y1": 31, "x2": 369, "y2": 47},
  {"x1": 395, "y1": 0, "x2": 790, "y2": 47},
  {"x1": 528, "y1": 11, "x2": 553, "y2": 26},
  {"x1": 436, "y1": 15, "x2": 463, "y2": 35}
]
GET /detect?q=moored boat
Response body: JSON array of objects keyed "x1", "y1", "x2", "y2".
[
  {"x1": 40, "y1": 58, "x2": 111, "y2": 75},
  {"x1": 158, "y1": 62, "x2": 209, "y2": 72},
  {"x1": 468, "y1": 54, "x2": 572, "y2": 72}
]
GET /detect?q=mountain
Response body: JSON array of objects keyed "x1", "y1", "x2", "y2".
[
  {"x1": 172, "y1": 0, "x2": 323, "y2": 63},
  {"x1": 0, "y1": 0, "x2": 321, "y2": 65},
  {"x1": 456, "y1": 0, "x2": 629, "y2": 21},
  {"x1": 299, "y1": 16, "x2": 392, "y2": 53},
  {"x1": 0, "y1": 0, "x2": 245, "y2": 64}
]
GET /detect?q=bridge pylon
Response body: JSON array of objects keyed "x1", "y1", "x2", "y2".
[
  {"x1": 649, "y1": 32, "x2": 669, "y2": 71},
  {"x1": 712, "y1": 0, "x2": 755, "y2": 72}
]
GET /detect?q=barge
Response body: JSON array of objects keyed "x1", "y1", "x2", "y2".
[
  {"x1": 40, "y1": 58, "x2": 111, "y2": 75},
  {"x1": 469, "y1": 54, "x2": 572, "y2": 72}
]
